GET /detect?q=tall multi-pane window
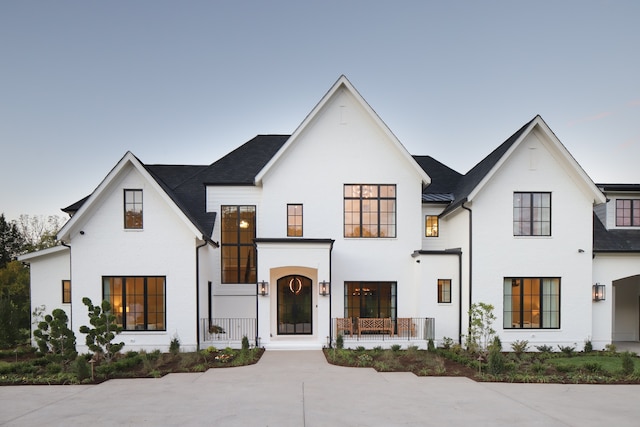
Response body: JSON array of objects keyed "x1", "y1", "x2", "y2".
[
  {"x1": 503, "y1": 277, "x2": 560, "y2": 329},
  {"x1": 425, "y1": 215, "x2": 439, "y2": 237},
  {"x1": 616, "y1": 199, "x2": 640, "y2": 227},
  {"x1": 437, "y1": 279, "x2": 451, "y2": 303},
  {"x1": 62, "y1": 280, "x2": 71, "y2": 304},
  {"x1": 287, "y1": 204, "x2": 303, "y2": 237},
  {"x1": 344, "y1": 184, "x2": 396, "y2": 238},
  {"x1": 103, "y1": 276, "x2": 166, "y2": 331},
  {"x1": 513, "y1": 192, "x2": 551, "y2": 236},
  {"x1": 124, "y1": 189, "x2": 143, "y2": 229},
  {"x1": 344, "y1": 282, "x2": 397, "y2": 320},
  {"x1": 221, "y1": 205, "x2": 256, "y2": 284}
]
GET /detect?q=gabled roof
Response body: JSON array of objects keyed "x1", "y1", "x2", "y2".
[
  {"x1": 57, "y1": 152, "x2": 213, "y2": 243},
  {"x1": 593, "y1": 213, "x2": 640, "y2": 252},
  {"x1": 199, "y1": 135, "x2": 289, "y2": 185},
  {"x1": 414, "y1": 155, "x2": 462, "y2": 203},
  {"x1": 254, "y1": 75, "x2": 431, "y2": 187},
  {"x1": 441, "y1": 115, "x2": 606, "y2": 216}
]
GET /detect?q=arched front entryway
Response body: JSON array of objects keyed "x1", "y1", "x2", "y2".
[{"x1": 277, "y1": 275, "x2": 312, "y2": 335}]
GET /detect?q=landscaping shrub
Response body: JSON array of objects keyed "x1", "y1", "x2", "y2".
[
  {"x1": 487, "y1": 347, "x2": 505, "y2": 375},
  {"x1": 169, "y1": 336, "x2": 180, "y2": 354},
  {"x1": 427, "y1": 339, "x2": 436, "y2": 352},
  {"x1": 621, "y1": 351, "x2": 635, "y2": 376},
  {"x1": 511, "y1": 340, "x2": 529, "y2": 357},
  {"x1": 336, "y1": 334, "x2": 344, "y2": 349},
  {"x1": 558, "y1": 345, "x2": 576, "y2": 357},
  {"x1": 583, "y1": 340, "x2": 593, "y2": 353},
  {"x1": 79, "y1": 298, "x2": 124, "y2": 363},
  {"x1": 241, "y1": 336, "x2": 250, "y2": 351},
  {"x1": 33, "y1": 308, "x2": 77, "y2": 360},
  {"x1": 535, "y1": 344, "x2": 553, "y2": 353}
]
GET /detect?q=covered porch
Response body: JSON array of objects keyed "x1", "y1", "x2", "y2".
[{"x1": 333, "y1": 317, "x2": 435, "y2": 348}]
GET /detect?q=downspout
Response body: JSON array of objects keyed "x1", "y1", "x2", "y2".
[
  {"x1": 461, "y1": 201, "x2": 472, "y2": 346},
  {"x1": 61, "y1": 241, "x2": 72, "y2": 332},
  {"x1": 456, "y1": 250, "x2": 462, "y2": 346},
  {"x1": 328, "y1": 241, "x2": 334, "y2": 348},
  {"x1": 195, "y1": 237, "x2": 208, "y2": 351}
]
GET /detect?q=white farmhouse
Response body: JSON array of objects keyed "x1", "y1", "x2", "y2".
[{"x1": 20, "y1": 76, "x2": 640, "y2": 352}]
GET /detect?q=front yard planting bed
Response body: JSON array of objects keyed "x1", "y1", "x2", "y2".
[
  {"x1": 0, "y1": 346, "x2": 264, "y2": 385},
  {"x1": 324, "y1": 346, "x2": 640, "y2": 384}
]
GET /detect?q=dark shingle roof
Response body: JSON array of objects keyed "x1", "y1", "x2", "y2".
[
  {"x1": 199, "y1": 135, "x2": 290, "y2": 185},
  {"x1": 440, "y1": 117, "x2": 536, "y2": 216},
  {"x1": 593, "y1": 213, "x2": 640, "y2": 252},
  {"x1": 413, "y1": 156, "x2": 462, "y2": 203}
]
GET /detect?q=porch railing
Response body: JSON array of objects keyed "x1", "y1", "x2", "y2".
[
  {"x1": 201, "y1": 318, "x2": 256, "y2": 344},
  {"x1": 333, "y1": 317, "x2": 435, "y2": 341}
]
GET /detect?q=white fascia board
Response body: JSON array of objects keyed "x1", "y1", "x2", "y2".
[
  {"x1": 18, "y1": 245, "x2": 69, "y2": 262},
  {"x1": 57, "y1": 151, "x2": 203, "y2": 241},
  {"x1": 254, "y1": 75, "x2": 431, "y2": 187}
]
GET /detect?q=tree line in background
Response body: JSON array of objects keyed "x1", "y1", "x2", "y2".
[{"x1": 0, "y1": 213, "x2": 66, "y2": 348}]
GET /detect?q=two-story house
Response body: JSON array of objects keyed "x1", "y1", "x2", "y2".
[{"x1": 20, "y1": 76, "x2": 640, "y2": 352}]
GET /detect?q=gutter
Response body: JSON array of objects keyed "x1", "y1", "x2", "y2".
[
  {"x1": 195, "y1": 237, "x2": 209, "y2": 351},
  {"x1": 461, "y1": 201, "x2": 472, "y2": 346}
]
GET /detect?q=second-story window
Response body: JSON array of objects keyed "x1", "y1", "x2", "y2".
[
  {"x1": 513, "y1": 192, "x2": 551, "y2": 236},
  {"x1": 287, "y1": 204, "x2": 303, "y2": 237},
  {"x1": 616, "y1": 199, "x2": 640, "y2": 227},
  {"x1": 221, "y1": 205, "x2": 256, "y2": 284},
  {"x1": 124, "y1": 189, "x2": 143, "y2": 229},
  {"x1": 425, "y1": 215, "x2": 439, "y2": 237},
  {"x1": 344, "y1": 184, "x2": 396, "y2": 238}
]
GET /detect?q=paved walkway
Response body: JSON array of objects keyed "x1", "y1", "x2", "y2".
[{"x1": 1, "y1": 351, "x2": 640, "y2": 426}]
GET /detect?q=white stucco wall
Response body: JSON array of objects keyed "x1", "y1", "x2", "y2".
[
  {"x1": 65, "y1": 164, "x2": 201, "y2": 352},
  {"x1": 469, "y1": 129, "x2": 598, "y2": 349}
]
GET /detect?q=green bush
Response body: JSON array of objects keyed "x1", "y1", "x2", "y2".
[
  {"x1": 79, "y1": 298, "x2": 124, "y2": 362},
  {"x1": 511, "y1": 340, "x2": 529, "y2": 356},
  {"x1": 621, "y1": 351, "x2": 635, "y2": 376},
  {"x1": 583, "y1": 340, "x2": 593, "y2": 353},
  {"x1": 487, "y1": 347, "x2": 505, "y2": 375},
  {"x1": 536, "y1": 344, "x2": 553, "y2": 353},
  {"x1": 390, "y1": 344, "x2": 402, "y2": 352},
  {"x1": 169, "y1": 336, "x2": 180, "y2": 354},
  {"x1": 241, "y1": 336, "x2": 250, "y2": 351},
  {"x1": 72, "y1": 355, "x2": 92, "y2": 381},
  {"x1": 336, "y1": 334, "x2": 344, "y2": 349},
  {"x1": 558, "y1": 345, "x2": 576, "y2": 357},
  {"x1": 427, "y1": 339, "x2": 436, "y2": 352}
]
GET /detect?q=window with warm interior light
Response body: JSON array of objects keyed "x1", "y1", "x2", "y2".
[
  {"x1": 616, "y1": 199, "x2": 640, "y2": 227},
  {"x1": 437, "y1": 279, "x2": 451, "y2": 303},
  {"x1": 103, "y1": 276, "x2": 165, "y2": 331},
  {"x1": 287, "y1": 204, "x2": 303, "y2": 237},
  {"x1": 62, "y1": 280, "x2": 71, "y2": 304},
  {"x1": 221, "y1": 205, "x2": 256, "y2": 283},
  {"x1": 503, "y1": 277, "x2": 560, "y2": 329},
  {"x1": 513, "y1": 192, "x2": 551, "y2": 236},
  {"x1": 344, "y1": 282, "x2": 396, "y2": 320},
  {"x1": 124, "y1": 189, "x2": 143, "y2": 229},
  {"x1": 425, "y1": 215, "x2": 439, "y2": 237},
  {"x1": 344, "y1": 184, "x2": 396, "y2": 238}
]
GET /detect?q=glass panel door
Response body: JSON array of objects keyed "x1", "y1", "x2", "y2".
[{"x1": 277, "y1": 276, "x2": 312, "y2": 335}]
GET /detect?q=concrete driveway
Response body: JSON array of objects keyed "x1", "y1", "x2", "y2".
[{"x1": 1, "y1": 350, "x2": 639, "y2": 426}]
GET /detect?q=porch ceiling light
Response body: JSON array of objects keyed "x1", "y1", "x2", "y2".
[
  {"x1": 258, "y1": 280, "x2": 269, "y2": 296},
  {"x1": 593, "y1": 283, "x2": 605, "y2": 302},
  {"x1": 319, "y1": 280, "x2": 330, "y2": 296}
]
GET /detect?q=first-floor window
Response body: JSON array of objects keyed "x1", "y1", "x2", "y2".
[
  {"x1": 62, "y1": 280, "x2": 71, "y2": 304},
  {"x1": 437, "y1": 279, "x2": 451, "y2": 303},
  {"x1": 221, "y1": 205, "x2": 257, "y2": 283},
  {"x1": 503, "y1": 277, "x2": 560, "y2": 329},
  {"x1": 344, "y1": 282, "x2": 397, "y2": 320},
  {"x1": 103, "y1": 276, "x2": 166, "y2": 331}
]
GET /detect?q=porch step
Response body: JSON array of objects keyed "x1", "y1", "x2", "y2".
[{"x1": 263, "y1": 341, "x2": 325, "y2": 351}]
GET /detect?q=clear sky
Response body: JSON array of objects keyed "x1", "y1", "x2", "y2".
[{"x1": 1, "y1": 1, "x2": 639, "y2": 221}]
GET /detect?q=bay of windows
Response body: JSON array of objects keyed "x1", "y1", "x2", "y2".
[
  {"x1": 103, "y1": 276, "x2": 166, "y2": 331},
  {"x1": 344, "y1": 184, "x2": 396, "y2": 238},
  {"x1": 503, "y1": 277, "x2": 560, "y2": 329},
  {"x1": 221, "y1": 205, "x2": 257, "y2": 284}
]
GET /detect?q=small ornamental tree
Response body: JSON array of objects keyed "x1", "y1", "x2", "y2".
[
  {"x1": 79, "y1": 297, "x2": 124, "y2": 362},
  {"x1": 33, "y1": 308, "x2": 77, "y2": 360},
  {"x1": 467, "y1": 302, "x2": 497, "y2": 353}
]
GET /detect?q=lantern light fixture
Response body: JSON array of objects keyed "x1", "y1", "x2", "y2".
[
  {"x1": 258, "y1": 280, "x2": 269, "y2": 296},
  {"x1": 319, "y1": 280, "x2": 330, "y2": 296},
  {"x1": 593, "y1": 283, "x2": 605, "y2": 301}
]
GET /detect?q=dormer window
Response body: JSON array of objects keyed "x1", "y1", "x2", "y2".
[
  {"x1": 124, "y1": 189, "x2": 143, "y2": 229},
  {"x1": 616, "y1": 199, "x2": 640, "y2": 227}
]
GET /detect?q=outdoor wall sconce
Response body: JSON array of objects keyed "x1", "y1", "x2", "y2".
[
  {"x1": 319, "y1": 280, "x2": 330, "y2": 296},
  {"x1": 258, "y1": 280, "x2": 269, "y2": 296},
  {"x1": 593, "y1": 283, "x2": 606, "y2": 301}
]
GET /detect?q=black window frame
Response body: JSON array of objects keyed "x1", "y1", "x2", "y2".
[
  {"x1": 503, "y1": 277, "x2": 560, "y2": 330},
  {"x1": 124, "y1": 189, "x2": 143, "y2": 229},
  {"x1": 221, "y1": 205, "x2": 257, "y2": 284},
  {"x1": 344, "y1": 184, "x2": 396, "y2": 238},
  {"x1": 344, "y1": 281, "x2": 397, "y2": 320},
  {"x1": 62, "y1": 280, "x2": 71, "y2": 304},
  {"x1": 102, "y1": 276, "x2": 166, "y2": 331},
  {"x1": 616, "y1": 199, "x2": 640, "y2": 227},
  {"x1": 287, "y1": 204, "x2": 303, "y2": 237},
  {"x1": 437, "y1": 279, "x2": 451, "y2": 303},
  {"x1": 513, "y1": 192, "x2": 551, "y2": 236},
  {"x1": 425, "y1": 215, "x2": 439, "y2": 237}
]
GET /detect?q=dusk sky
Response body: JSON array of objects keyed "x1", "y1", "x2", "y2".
[{"x1": 1, "y1": 1, "x2": 639, "y2": 221}]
